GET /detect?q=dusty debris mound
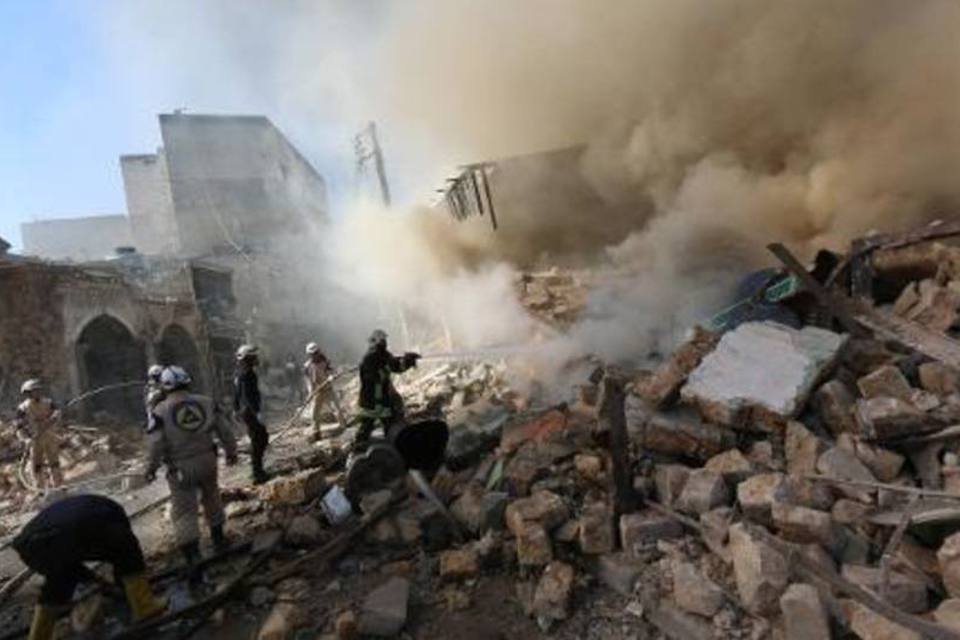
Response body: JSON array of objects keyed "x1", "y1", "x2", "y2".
[
  {"x1": 516, "y1": 269, "x2": 590, "y2": 327},
  {"x1": 186, "y1": 221, "x2": 960, "y2": 639},
  {"x1": 0, "y1": 418, "x2": 133, "y2": 519}
]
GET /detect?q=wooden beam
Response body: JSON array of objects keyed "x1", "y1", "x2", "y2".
[
  {"x1": 597, "y1": 369, "x2": 640, "y2": 518},
  {"x1": 766, "y1": 243, "x2": 864, "y2": 334}
]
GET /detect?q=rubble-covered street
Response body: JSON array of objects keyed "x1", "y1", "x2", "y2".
[{"x1": 7, "y1": 225, "x2": 960, "y2": 639}]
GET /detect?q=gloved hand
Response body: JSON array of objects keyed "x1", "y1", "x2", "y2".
[
  {"x1": 404, "y1": 352, "x2": 421, "y2": 368},
  {"x1": 226, "y1": 454, "x2": 239, "y2": 466},
  {"x1": 144, "y1": 469, "x2": 157, "y2": 484}
]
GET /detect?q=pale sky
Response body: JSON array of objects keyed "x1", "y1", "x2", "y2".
[{"x1": 0, "y1": 0, "x2": 393, "y2": 250}]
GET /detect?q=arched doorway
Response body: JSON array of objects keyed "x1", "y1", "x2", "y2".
[
  {"x1": 76, "y1": 315, "x2": 146, "y2": 420},
  {"x1": 157, "y1": 324, "x2": 204, "y2": 391}
]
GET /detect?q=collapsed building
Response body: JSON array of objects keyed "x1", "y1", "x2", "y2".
[{"x1": 439, "y1": 145, "x2": 639, "y2": 267}]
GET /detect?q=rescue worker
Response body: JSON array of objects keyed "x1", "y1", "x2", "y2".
[
  {"x1": 144, "y1": 364, "x2": 165, "y2": 428},
  {"x1": 12, "y1": 494, "x2": 165, "y2": 640},
  {"x1": 303, "y1": 342, "x2": 334, "y2": 440},
  {"x1": 233, "y1": 345, "x2": 269, "y2": 484},
  {"x1": 146, "y1": 366, "x2": 238, "y2": 583},
  {"x1": 356, "y1": 330, "x2": 420, "y2": 450},
  {"x1": 14, "y1": 380, "x2": 63, "y2": 490}
]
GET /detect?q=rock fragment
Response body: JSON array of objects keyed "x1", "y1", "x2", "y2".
[
  {"x1": 671, "y1": 558, "x2": 725, "y2": 617},
  {"x1": 532, "y1": 561, "x2": 575, "y2": 631},
  {"x1": 359, "y1": 577, "x2": 410, "y2": 637},
  {"x1": 779, "y1": 583, "x2": 830, "y2": 640},
  {"x1": 681, "y1": 322, "x2": 846, "y2": 426},
  {"x1": 728, "y1": 523, "x2": 789, "y2": 615}
]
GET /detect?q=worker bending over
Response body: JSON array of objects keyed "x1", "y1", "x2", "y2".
[
  {"x1": 14, "y1": 379, "x2": 63, "y2": 490},
  {"x1": 146, "y1": 366, "x2": 238, "y2": 583},
  {"x1": 12, "y1": 494, "x2": 165, "y2": 640},
  {"x1": 356, "y1": 329, "x2": 419, "y2": 450},
  {"x1": 234, "y1": 344, "x2": 269, "y2": 484}
]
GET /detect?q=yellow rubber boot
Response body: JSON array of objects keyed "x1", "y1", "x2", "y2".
[
  {"x1": 27, "y1": 605, "x2": 57, "y2": 640},
  {"x1": 121, "y1": 574, "x2": 166, "y2": 622}
]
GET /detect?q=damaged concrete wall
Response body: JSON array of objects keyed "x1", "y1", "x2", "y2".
[
  {"x1": 157, "y1": 113, "x2": 329, "y2": 257},
  {"x1": 120, "y1": 152, "x2": 180, "y2": 255}
]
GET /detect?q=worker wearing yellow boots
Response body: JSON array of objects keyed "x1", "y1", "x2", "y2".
[{"x1": 11, "y1": 494, "x2": 165, "y2": 640}]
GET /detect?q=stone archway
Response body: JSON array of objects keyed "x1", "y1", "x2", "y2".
[
  {"x1": 157, "y1": 324, "x2": 204, "y2": 391},
  {"x1": 75, "y1": 314, "x2": 146, "y2": 420}
]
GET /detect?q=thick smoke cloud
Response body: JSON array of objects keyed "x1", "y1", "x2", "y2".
[{"x1": 106, "y1": 0, "x2": 960, "y2": 364}]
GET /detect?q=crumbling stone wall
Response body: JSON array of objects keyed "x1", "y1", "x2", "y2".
[
  {"x1": 0, "y1": 263, "x2": 70, "y2": 407},
  {"x1": 0, "y1": 258, "x2": 214, "y2": 419}
]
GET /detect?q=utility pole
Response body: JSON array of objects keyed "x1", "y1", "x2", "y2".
[
  {"x1": 354, "y1": 121, "x2": 392, "y2": 208},
  {"x1": 353, "y1": 122, "x2": 411, "y2": 348}
]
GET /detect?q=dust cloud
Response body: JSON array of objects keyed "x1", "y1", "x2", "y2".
[
  {"x1": 328, "y1": 0, "x2": 960, "y2": 363},
  {"x1": 109, "y1": 0, "x2": 960, "y2": 366}
]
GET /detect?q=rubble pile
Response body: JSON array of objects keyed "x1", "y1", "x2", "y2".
[
  {"x1": 290, "y1": 229, "x2": 960, "y2": 639},
  {"x1": 0, "y1": 419, "x2": 132, "y2": 518},
  {"x1": 517, "y1": 269, "x2": 590, "y2": 327},
  {"x1": 14, "y1": 227, "x2": 960, "y2": 640}
]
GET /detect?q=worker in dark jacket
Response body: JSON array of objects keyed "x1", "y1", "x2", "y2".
[
  {"x1": 12, "y1": 494, "x2": 165, "y2": 639},
  {"x1": 233, "y1": 344, "x2": 269, "y2": 484},
  {"x1": 356, "y1": 329, "x2": 419, "y2": 450}
]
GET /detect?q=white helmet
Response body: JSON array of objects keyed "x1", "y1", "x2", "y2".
[
  {"x1": 369, "y1": 329, "x2": 387, "y2": 347},
  {"x1": 236, "y1": 344, "x2": 259, "y2": 360},
  {"x1": 20, "y1": 379, "x2": 43, "y2": 394},
  {"x1": 147, "y1": 364, "x2": 164, "y2": 381},
  {"x1": 305, "y1": 342, "x2": 320, "y2": 355},
  {"x1": 159, "y1": 366, "x2": 192, "y2": 391}
]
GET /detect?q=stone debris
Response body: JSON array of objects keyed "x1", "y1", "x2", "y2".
[
  {"x1": 438, "y1": 547, "x2": 480, "y2": 580},
  {"x1": 728, "y1": 523, "x2": 789, "y2": 616},
  {"x1": 358, "y1": 577, "x2": 410, "y2": 637},
  {"x1": 675, "y1": 469, "x2": 730, "y2": 515},
  {"x1": 671, "y1": 557, "x2": 724, "y2": 617},
  {"x1": 680, "y1": 322, "x2": 847, "y2": 427},
  {"x1": 531, "y1": 561, "x2": 575, "y2": 631},
  {"x1": 779, "y1": 583, "x2": 830, "y2": 640},
  {"x1": 15, "y1": 230, "x2": 960, "y2": 640},
  {"x1": 636, "y1": 326, "x2": 720, "y2": 408}
]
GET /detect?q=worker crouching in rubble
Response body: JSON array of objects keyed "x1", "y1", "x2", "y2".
[
  {"x1": 304, "y1": 341, "x2": 334, "y2": 440},
  {"x1": 234, "y1": 344, "x2": 270, "y2": 484},
  {"x1": 14, "y1": 379, "x2": 63, "y2": 490},
  {"x1": 356, "y1": 329, "x2": 420, "y2": 450},
  {"x1": 146, "y1": 366, "x2": 238, "y2": 584},
  {"x1": 12, "y1": 494, "x2": 165, "y2": 640}
]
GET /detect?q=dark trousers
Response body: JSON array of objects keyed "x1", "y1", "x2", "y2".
[
  {"x1": 13, "y1": 500, "x2": 145, "y2": 605},
  {"x1": 240, "y1": 410, "x2": 269, "y2": 475}
]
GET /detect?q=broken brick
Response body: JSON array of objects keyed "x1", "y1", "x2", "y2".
[
  {"x1": 854, "y1": 396, "x2": 929, "y2": 440},
  {"x1": 619, "y1": 512, "x2": 683, "y2": 556},
  {"x1": 671, "y1": 558, "x2": 724, "y2": 617},
  {"x1": 439, "y1": 547, "x2": 480, "y2": 581},
  {"x1": 578, "y1": 501, "x2": 614, "y2": 555},
  {"x1": 505, "y1": 490, "x2": 569, "y2": 537},
  {"x1": 532, "y1": 561, "x2": 575, "y2": 630},
  {"x1": 779, "y1": 583, "x2": 831, "y2": 640},
  {"x1": 728, "y1": 523, "x2": 789, "y2": 616},
  {"x1": 857, "y1": 365, "x2": 913, "y2": 402},
  {"x1": 675, "y1": 469, "x2": 730, "y2": 515},
  {"x1": 516, "y1": 522, "x2": 553, "y2": 566},
  {"x1": 785, "y1": 421, "x2": 828, "y2": 476}
]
